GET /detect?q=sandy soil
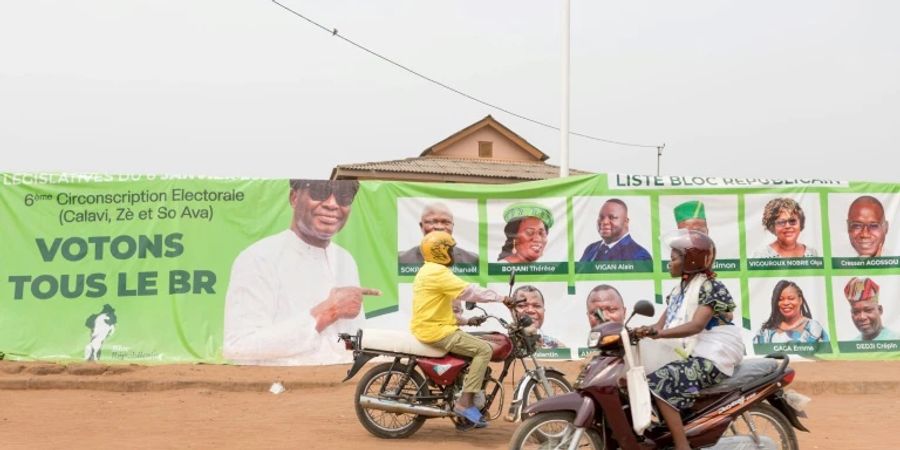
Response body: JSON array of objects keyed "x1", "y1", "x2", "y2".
[{"x1": 0, "y1": 360, "x2": 897, "y2": 449}]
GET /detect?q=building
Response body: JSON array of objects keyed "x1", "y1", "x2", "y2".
[{"x1": 330, "y1": 115, "x2": 592, "y2": 184}]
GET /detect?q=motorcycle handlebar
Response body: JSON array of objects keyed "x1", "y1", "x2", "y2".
[
  {"x1": 467, "y1": 300, "x2": 532, "y2": 332},
  {"x1": 469, "y1": 312, "x2": 508, "y2": 328},
  {"x1": 626, "y1": 327, "x2": 651, "y2": 346}
]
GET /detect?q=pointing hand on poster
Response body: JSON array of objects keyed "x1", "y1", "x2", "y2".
[{"x1": 311, "y1": 286, "x2": 382, "y2": 332}]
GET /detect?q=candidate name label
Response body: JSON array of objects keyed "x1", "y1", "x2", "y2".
[
  {"x1": 837, "y1": 340, "x2": 900, "y2": 353},
  {"x1": 398, "y1": 263, "x2": 478, "y2": 276},
  {"x1": 488, "y1": 262, "x2": 567, "y2": 276},
  {"x1": 532, "y1": 348, "x2": 572, "y2": 360},
  {"x1": 753, "y1": 342, "x2": 833, "y2": 355},
  {"x1": 831, "y1": 257, "x2": 900, "y2": 270},
  {"x1": 575, "y1": 260, "x2": 654, "y2": 274},
  {"x1": 661, "y1": 259, "x2": 740, "y2": 272},
  {"x1": 747, "y1": 258, "x2": 824, "y2": 271}
]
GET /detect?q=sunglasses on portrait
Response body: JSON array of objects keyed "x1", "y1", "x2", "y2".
[
  {"x1": 774, "y1": 218, "x2": 799, "y2": 228},
  {"x1": 848, "y1": 222, "x2": 885, "y2": 233},
  {"x1": 294, "y1": 181, "x2": 358, "y2": 206}
]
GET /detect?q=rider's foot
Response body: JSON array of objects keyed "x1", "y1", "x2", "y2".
[
  {"x1": 453, "y1": 406, "x2": 487, "y2": 428},
  {"x1": 454, "y1": 418, "x2": 487, "y2": 431}
]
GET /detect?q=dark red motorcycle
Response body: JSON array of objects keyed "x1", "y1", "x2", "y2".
[
  {"x1": 339, "y1": 275, "x2": 572, "y2": 439},
  {"x1": 510, "y1": 300, "x2": 810, "y2": 450}
]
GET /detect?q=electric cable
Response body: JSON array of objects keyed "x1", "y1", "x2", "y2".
[{"x1": 272, "y1": 1, "x2": 663, "y2": 149}]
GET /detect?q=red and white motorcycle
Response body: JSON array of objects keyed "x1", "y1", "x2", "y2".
[{"x1": 339, "y1": 274, "x2": 572, "y2": 438}]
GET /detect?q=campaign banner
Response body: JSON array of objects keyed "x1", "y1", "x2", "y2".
[{"x1": 0, "y1": 172, "x2": 898, "y2": 365}]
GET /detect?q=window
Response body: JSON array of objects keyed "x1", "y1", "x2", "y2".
[{"x1": 478, "y1": 141, "x2": 493, "y2": 158}]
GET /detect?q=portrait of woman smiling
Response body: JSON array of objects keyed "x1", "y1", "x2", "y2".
[
  {"x1": 753, "y1": 280, "x2": 828, "y2": 344},
  {"x1": 497, "y1": 202, "x2": 554, "y2": 263},
  {"x1": 751, "y1": 197, "x2": 819, "y2": 258}
]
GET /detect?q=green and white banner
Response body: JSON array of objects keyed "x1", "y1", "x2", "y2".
[{"x1": 1, "y1": 173, "x2": 897, "y2": 365}]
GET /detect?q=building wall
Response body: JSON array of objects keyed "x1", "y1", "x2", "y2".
[{"x1": 437, "y1": 127, "x2": 535, "y2": 161}]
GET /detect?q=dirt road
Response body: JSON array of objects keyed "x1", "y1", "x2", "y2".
[
  {"x1": 1, "y1": 368, "x2": 897, "y2": 449},
  {"x1": 0, "y1": 386, "x2": 900, "y2": 450}
]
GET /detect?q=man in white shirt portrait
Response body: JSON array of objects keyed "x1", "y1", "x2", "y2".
[{"x1": 223, "y1": 179, "x2": 380, "y2": 365}]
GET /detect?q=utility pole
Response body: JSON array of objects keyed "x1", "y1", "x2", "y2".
[
  {"x1": 559, "y1": 0, "x2": 571, "y2": 177},
  {"x1": 656, "y1": 144, "x2": 665, "y2": 176}
]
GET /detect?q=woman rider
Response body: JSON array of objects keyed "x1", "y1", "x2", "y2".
[{"x1": 635, "y1": 230, "x2": 744, "y2": 450}]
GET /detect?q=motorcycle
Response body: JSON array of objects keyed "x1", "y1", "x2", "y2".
[
  {"x1": 339, "y1": 272, "x2": 573, "y2": 438},
  {"x1": 510, "y1": 300, "x2": 810, "y2": 450}
]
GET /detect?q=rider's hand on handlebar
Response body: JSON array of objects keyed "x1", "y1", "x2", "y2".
[
  {"x1": 633, "y1": 326, "x2": 659, "y2": 339},
  {"x1": 467, "y1": 316, "x2": 487, "y2": 327}
]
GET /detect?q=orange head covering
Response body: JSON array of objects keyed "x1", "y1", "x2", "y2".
[{"x1": 844, "y1": 277, "x2": 880, "y2": 303}]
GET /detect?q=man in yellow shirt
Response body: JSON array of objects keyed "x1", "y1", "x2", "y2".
[{"x1": 411, "y1": 231, "x2": 510, "y2": 428}]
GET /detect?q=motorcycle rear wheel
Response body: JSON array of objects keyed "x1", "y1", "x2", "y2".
[
  {"x1": 509, "y1": 411, "x2": 607, "y2": 450},
  {"x1": 723, "y1": 403, "x2": 799, "y2": 450},
  {"x1": 354, "y1": 362, "x2": 427, "y2": 439}
]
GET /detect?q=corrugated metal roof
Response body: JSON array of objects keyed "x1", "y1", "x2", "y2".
[{"x1": 335, "y1": 157, "x2": 593, "y2": 180}]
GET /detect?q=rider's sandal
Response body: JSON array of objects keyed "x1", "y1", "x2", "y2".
[
  {"x1": 453, "y1": 406, "x2": 488, "y2": 429},
  {"x1": 454, "y1": 419, "x2": 477, "y2": 432}
]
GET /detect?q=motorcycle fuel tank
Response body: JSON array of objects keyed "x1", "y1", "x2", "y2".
[
  {"x1": 477, "y1": 332, "x2": 513, "y2": 361},
  {"x1": 417, "y1": 355, "x2": 467, "y2": 386}
]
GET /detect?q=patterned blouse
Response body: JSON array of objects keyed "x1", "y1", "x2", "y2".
[
  {"x1": 665, "y1": 279, "x2": 736, "y2": 330},
  {"x1": 753, "y1": 317, "x2": 828, "y2": 344}
]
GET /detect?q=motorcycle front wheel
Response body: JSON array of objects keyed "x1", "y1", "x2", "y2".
[
  {"x1": 723, "y1": 403, "x2": 799, "y2": 450},
  {"x1": 509, "y1": 411, "x2": 607, "y2": 450},
  {"x1": 354, "y1": 362, "x2": 427, "y2": 439},
  {"x1": 522, "y1": 371, "x2": 573, "y2": 411}
]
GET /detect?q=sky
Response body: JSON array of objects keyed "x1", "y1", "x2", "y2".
[{"x1": 1, "y1": 1, "x2": 898, "y2": 183}]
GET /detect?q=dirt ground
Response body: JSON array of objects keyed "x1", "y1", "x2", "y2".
[{"x1": 1, "y1": 360, "x2": 898, "y2": 449}]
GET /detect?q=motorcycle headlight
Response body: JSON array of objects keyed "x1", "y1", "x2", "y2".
[
  {"x1": 587, "y1": 330, "x2": 601, "y2": 348},
  {"x1": 599, "y1": 334, "x2": 621, "y2": 348},
  {"x1": 588, "y1": 322, "x2": 625, "y2": 349}
]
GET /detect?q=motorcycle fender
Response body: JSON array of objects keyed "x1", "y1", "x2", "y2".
[
  {"x1": 342, "y1": 352, "x2": 378, "y2": 382},
  {"x1": 508, "y1": 369, "x2": 568, "y2": 421},
  {"x1": 767, "y1": 395, "x2": 809, "y2": 432},
  {"x1": 523, "y1": 392, "x2": 595, "y2": 428},
  {"x1": 511, "y1": 368, "x2": 568, "y2": 404}
]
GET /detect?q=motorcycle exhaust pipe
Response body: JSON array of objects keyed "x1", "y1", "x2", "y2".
[{"x1": 358, "y1": 395, "x2": 452, "y2": 418}]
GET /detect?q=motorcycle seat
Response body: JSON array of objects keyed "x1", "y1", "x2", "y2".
[
  {"x1": 699, "y1": 358, "x2": 780, "y2": 395},
  {"x1": 360, "y1": 329, "x2": 448, "y2": 358}
]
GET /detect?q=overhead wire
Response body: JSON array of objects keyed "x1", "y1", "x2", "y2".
[{"x1": 271, "y1": 0, "x2": 663, "y2": 149}]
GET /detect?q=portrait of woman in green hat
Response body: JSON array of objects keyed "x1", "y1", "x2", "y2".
[{"x1": 497, "y1": 202, "x2": 555, "y2": 263}]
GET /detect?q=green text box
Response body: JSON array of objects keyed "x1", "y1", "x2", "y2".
[
  {"x1": 488, "y1": 262, "x2": 568, "y2": 276},
  {"x1": 398, "y1": 263, "x2": 478, "y2": 277},
  {"x1": 837, "y1": 340, "x2": 900, "y2": 353},
  {"x1": 831, "y1": 257, "x2": 900, "y2": 270},
  {"x1": 575, "y1": 260, "x2": 654, "y2": 274},
  {"x1": 747, "y1": 258, "x2": 824, "y2": 271}
]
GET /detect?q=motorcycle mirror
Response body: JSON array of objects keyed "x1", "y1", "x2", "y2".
[
  {"x1": 507, "y1": 269, "x2": 517, "y2": 299},
  {"x1": 465, "y1": 301, "x2": 476, "y2": 311},
  {"x1": 593, "y1": 308, "x2": 607, "y2": 324},
  {"x1": 633, "y1": 300, "x2": 655, "y2": 317},
  {"x1": 625, "y1": 300, "x2": 655, "y2": 326},
  {"x1": 518, "y1": 314, "x2": 533, "y2": 328}
]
